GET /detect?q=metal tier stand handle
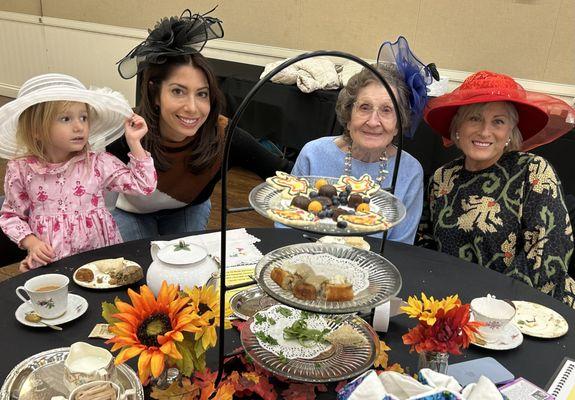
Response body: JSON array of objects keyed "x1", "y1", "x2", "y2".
[{"x1": 215, "y1": 50, "x2": 405, "y2": 388}]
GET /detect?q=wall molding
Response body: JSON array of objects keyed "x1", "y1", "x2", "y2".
[{"x1": 1, "y1": 11, "x2": 573, "y2": 103}]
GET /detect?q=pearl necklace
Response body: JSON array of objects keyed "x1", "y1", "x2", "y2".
[{"x1": 343, "y1": 143, "x2": 389, "y2": 185}]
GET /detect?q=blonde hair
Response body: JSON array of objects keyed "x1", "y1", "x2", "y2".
[
  {"x1": 16, "y1": 101, "x2": 90, "y2": 160},
  {"x1": 449, "y1": 102, "x2": 523, "y2": 152}
]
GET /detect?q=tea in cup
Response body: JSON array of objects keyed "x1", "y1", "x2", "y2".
[
  {"x1": 64, "y1": 342, "x2": 117, "y2": 391},
  {"x1": 16, "y1": 273, "x2": 69, "y2": 319},
  {"x1": 470, "y1": 295, "x2": 516, "y2": 342}
]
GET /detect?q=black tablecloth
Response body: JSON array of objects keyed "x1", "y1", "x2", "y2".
[{"x1": 2, "y1": 228, "x2": 574, "y2": 396}]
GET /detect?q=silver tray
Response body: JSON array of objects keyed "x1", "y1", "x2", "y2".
[
  {"x1": 241, "y1": 314, "x2": 379, "y2": 383},
  {"x1": 255, "y1": 243, "x2": 402, "y2": 314},
  {"x1": 1, "y1": 348, "x2": 144, "y2": 400},
  {"x1": 249, "y1": 176, "x2": 406, "y2": 236},
  {"x1": 230, "y1": 287, "x2": 279, "y2": 320}
]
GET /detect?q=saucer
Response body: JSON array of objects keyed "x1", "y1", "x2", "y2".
[
  {"x1": 16, "y1": 293, "x2": 88, "y2": 328},
  {"x1": 471, "y1": 322, "x2": 523, "y2": 350},
  {"x1": 512, "y1": 300, "x2": 568, "y2": 338}
]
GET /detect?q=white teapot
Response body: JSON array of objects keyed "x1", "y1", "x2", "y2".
[{"x1": 147, "y1": 239, "x2": 218, "y2": 294}]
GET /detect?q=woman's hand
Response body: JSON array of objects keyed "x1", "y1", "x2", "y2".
[
  {"x1": 124, "y1": 113, "x2": 148, "y2": 160},
  {"x1": 20, "y1": 234, "x2": 54, "y2": 268}
]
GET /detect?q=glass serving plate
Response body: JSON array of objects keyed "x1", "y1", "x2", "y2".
[
  {"x1": 255, "y1": 243, "x2": 402, "y2": 314},
  {"x1": 249, "y1": 176, "x2": 406, "y2": 236},
  {"x1": 241, "y1": 314, "x2": 379, "y2": 383},
  {"x1": 1, "y1": 348, "x2": 144, "y2": 400}
]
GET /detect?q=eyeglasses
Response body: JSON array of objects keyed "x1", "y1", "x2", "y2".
[{"x1": 352, "y1": 102, "x2": 396, "y2": 120}]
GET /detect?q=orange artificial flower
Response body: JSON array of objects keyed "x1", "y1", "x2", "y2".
[{"x1": 106, "y1": 281, "x2": 205, "y2": 384}]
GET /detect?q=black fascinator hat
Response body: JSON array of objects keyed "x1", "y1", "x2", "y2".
[{"x1": 117, "y1": 8, "x2": 224, "y2": 79}]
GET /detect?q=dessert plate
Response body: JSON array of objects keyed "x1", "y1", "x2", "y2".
[
  {"x1": 249, "y1": 175, "x2": 406, "y2": 236},
  {"x1": 255, "y1": 243, "x2": 402, "y2": 314},
  {"x1": 73, "y1": 259, "x2": 143, "y2": 289},
  {"x1": 512, "y1": 300, "x2": 568, "y2": 338},
  {"x1": 241, "y1": 306, "x2": 379, "y2": 382},
  {"x1": 229, "y1": 287, "x2": 279, "y2": 320},
  {"x1": 15, "y1": 293, "x2": 88, "y2": 328}
]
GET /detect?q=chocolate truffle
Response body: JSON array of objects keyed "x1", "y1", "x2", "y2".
[
  {"x1": 332, "y1": 207, "x2": 351, "y2": 221},
  {"x1": 315, "y1": 196, "x2": 333, "y2": 208},
  {"x1": 318, "y1": 184, "x2": 338, "y2": 198},
  {"x1": 291, "y1": 195, "x2": 311, "y2": 210},
  {"x1": 348, "y1": 193, "x2": 364, "y2": 209}
]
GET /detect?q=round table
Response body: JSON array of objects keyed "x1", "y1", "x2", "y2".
[{"x1": 1, "y1": 228, "x2": 573, "y2": 395}]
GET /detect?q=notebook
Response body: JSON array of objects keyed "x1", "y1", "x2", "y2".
[{"x1": 547, "y1": 357, "x2": 575, "y2": 400}]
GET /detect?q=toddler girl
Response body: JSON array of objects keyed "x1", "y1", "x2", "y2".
[{"x1": 0, "y1": 73, "x2": 157, "y2": 271}]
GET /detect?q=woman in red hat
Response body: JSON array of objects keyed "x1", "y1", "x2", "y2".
[{"x1": 419, "y1": 70, "x2": 575, "y2": 308}]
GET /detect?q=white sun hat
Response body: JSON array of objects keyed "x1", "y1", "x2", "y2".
[{"x1": 0, "y1": 73, "x2": 133, "y2": 159}]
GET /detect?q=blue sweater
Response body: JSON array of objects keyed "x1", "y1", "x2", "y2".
[{"x1": 291, "y1": 136, "x2": 423, "y2": 244}]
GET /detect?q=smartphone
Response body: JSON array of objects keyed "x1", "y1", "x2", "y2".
[{"x1": 447, "y1": 357, "x2": 515, "y2": 386}]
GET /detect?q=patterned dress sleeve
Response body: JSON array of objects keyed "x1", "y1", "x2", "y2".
[
  {"x1": 96, "y1": 152, "x2": 157, "y2": 195},
  {"x1": 518, "y1": 156, "x2": 575, "y2": 308},
  {"x1": 0, "y1": 161, "x2": 33, "y2": 245},
  {"x1": 416, "y1": 172, "x2": 439, "y2": 249}
]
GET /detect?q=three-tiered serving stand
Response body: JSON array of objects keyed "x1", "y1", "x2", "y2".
[{"x1": 213, "y1": 50, "x2": 406, "y2": 386}]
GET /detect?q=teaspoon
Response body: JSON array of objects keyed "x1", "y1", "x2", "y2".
[{"x1": 24, "y1": 312, "x2": 63, "y2": 331}]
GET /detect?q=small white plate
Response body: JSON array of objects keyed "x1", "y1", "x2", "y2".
[
  {"x1": 471, "y1": 322, "x2": 523, "y2": 350},
  {"x1": 73, "y1": 259, "x2": 142, "y2": 289},
  {"x1": 16, "y1": 293, "x2": 88, "y2": 328},
  {"x1": 512, "y1": 300, "x2": 569, "y2": 338}
]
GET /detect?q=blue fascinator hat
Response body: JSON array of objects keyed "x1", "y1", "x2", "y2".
[{"x1": 377, "y1": 36, "x2": 438, "y2": 138}]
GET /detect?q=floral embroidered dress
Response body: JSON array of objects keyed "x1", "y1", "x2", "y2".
[
  {"x1": 418, "y1": 151, "x2": 575, "y2": 308},
  {"x1": 0, "y1": 151, "x2": 156, "y2": 267}
]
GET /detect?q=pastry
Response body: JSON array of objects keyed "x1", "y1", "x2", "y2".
[
  {"x1": 293, "y1": 280, "x2": 318, "y2": 300},
  {"x1": 266, "y1": 171, "x2": 309, "y2": 196},
  {"x1": 324, "y1": 275, "x2": 354, "y2": 301},
  {"x1": 93, "y1": 257, "x2": 125, "y2": 274},
  {"x1": 75, "y1": 267, "x2": 94, "y2": 283},
  {"x1": 108, "y1": 264, "x2": 143, "y2": 286},
  {"x1": 268, "y1": 206, "x2": 317, "y2": 226},
  {"x1": 270, "y1": 267, "x2": 294, "y2": 290},
  {"x1": 338, "y1": 211, "x2": 390, "y2": 231},
  {"x1": 335, "y1": 174, "x2": 379, "y2": 196}
]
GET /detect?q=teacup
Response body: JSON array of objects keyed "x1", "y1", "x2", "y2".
[
  {"x1": 64, "y1": 342, "x2": 117, "y2": 391},
  {"x1": 16, "y1": 273, "x2": 69, "y2": 319},
  {"x1": 470, "y1": 296, "x2": 516, "y2": 342},
  {"x1": 52, "y1": 381, "x2": 135, "y2": 400}
]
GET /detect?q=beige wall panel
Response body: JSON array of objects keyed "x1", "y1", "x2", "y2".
[
  {"x1": 416, "y1": 0, "x2": 561, "y2": 81},
  {"x1": 0, "y1": 0, "x2": 41, "y2": 15},
  {"x1": 43, "y1": 26, "x2": 138, "y2": 104},
  {"x1": 0, "y1": 19, "x2": 47, "y2": 86},
  {"x1": 299, "y1": 0, "x2": 420, "y2": 59},
  {"x1": 544, "y1": 0, "x2": 575, "y2": 84}
]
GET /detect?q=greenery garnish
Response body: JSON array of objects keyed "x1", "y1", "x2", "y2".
[
  {"x1": 277, "y1": 307, "x2": 292, "y2": 317},
  {"x1": 174, "y1": 240, "x2": 191, "y2": 252},
  {"x1": 255, "y1": 314, "x2": 267, "y2": 325},
  {"x1": 255, "y1": 331, "x2": 278, "y2": 345},
  {"x1": 283, "y1": 317, "x2": 330, "y2": 347},
  {"x1": 278, "y1": 351, "x2": 289, "y2": 364}
]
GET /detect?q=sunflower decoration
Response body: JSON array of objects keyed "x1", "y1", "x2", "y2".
[
  {"x1": 102, "y1": 281, "x2": 207, "y2": 384},
  {"x1": 183, "y1": 284, "x2": 232, "y2": 353}
]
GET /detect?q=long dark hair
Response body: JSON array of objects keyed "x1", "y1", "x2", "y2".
[{"x1": 137, "y1": 53, "x2": 225, "y2": 173}]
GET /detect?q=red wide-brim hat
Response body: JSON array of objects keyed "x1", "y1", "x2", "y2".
[{"x1": 424, "y1": 71, "x2": 575, "y2": 150}]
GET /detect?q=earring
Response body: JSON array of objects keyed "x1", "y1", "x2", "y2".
[
  {"x1": 505, "y1": 138, "x2": 511, "y2": 147},
  {"x1": 455, "y1": 132, "x2": 460, "y2": 140}
]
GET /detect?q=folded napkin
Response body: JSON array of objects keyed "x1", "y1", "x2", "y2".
[
  {"x1": 261, "y1": 57, "x2": 340, "y2": 93},
  {"x1": 339, "y1": 369, "x2": 503, "y2": 400}
]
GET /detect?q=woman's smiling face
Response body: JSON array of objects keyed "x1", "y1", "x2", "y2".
[
  {"x1": 157, "y1": 64, "x2": 210, "y2": 142},
  {"x1": 456, "y1": 102, "x2": 515, "y2": 171}
]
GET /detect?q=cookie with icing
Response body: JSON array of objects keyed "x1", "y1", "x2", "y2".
[
  {"x1": 266, "y1": 171, "x2": 309, "y2": 197},
  {"x1": 338, "y1": 211, "x2": 390, "y2": 232},
  {"x1": 268, "y1": 206, "x2": 317, "y2": 226},
  {"x1": 335, "y1": 174, "x2": 379, "y2": 196}
]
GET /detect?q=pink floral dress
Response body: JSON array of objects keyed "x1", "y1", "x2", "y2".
[{"x1": 0, "y1": 151, "x2": 157, "y2": 268}]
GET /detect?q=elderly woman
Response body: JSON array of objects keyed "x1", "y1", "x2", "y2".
[
  {"x1": 292, "y1": 49, "x2": 433, "y2": 244},
  {"x1": 419, "y1": 70, "x2": 575, "y2": 308}
]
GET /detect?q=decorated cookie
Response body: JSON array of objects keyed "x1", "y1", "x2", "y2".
[
  {"x1": 335, "y1": 174, "x2": 379, "y2": 196},
  {"x1": 268, "y1": 206, "x2": 317, "y2": 226},
  {"x1": 338, "y1": 211, "x2": 390, "y2": 231},
  {"x1": 266, "y1": 171, "x2": 309, "y2": 197}
]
